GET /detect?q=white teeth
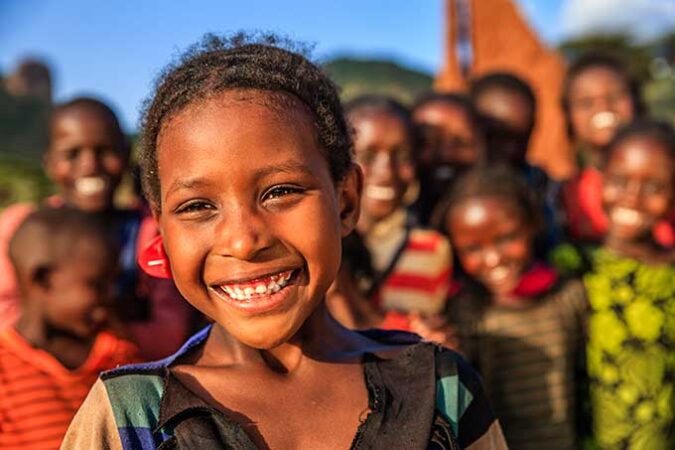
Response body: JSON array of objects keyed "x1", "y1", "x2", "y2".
[
  {"x1": 611, "y1": 207, "x2": 643, "y2": 227},
  {"x1": 366, "y1": 185, "x2": 396, "y2": 201},
  {"x1": 214, "y1": 269, "x2": 295, "y2": 301},
  {"x1": 590, "y1": 111, "x2": 619, "y2": 130},
  {"x1": 487, "y1": 266, "x2": 510, "y2": 283},
  {"x1": 75, "y1": 176, "x2": 106, "y2": 196}
]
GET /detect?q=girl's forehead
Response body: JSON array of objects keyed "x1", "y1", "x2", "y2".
[
  {"x1": 450, "y1": 196, "x2": 523, "y2": 224},
  {"x1": 609, "y1": 139, "x2": 673, "y2": 170}
]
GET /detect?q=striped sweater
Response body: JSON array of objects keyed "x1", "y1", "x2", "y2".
[{"x1": 0, "y1": 328, "x2": 137, "y2": 449}]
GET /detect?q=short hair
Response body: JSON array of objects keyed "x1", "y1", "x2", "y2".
[
  {"x1": 139, "y1": 32, "x2": 353, "y2": 210},
  {"x1": 562, "y1": 52, "x2": 646, "y2": 128},
  {"x1": 413, "y1": 91, "x2": 484, "y2": 134},
  {"x1": 9, "y1": 207, "x2": 117, "y2": 282},
  {"x1": 431, "y1": 164, "x2": 542, "y2": 233},
  {"x1": 344, "y1": 94, "x2": 416, "y2": 139},
  {"x1": 50, "y1": 96, "x2": 126, "y2": 142},
  {"x1": 470, "y1": 72, "x2": 537, "y2": 133},
  {"x1": 605, "y1": 119, "x2": 675, "y2": 166}
]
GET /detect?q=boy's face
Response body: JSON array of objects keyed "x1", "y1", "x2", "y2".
[
  {"x1": 603, "y1": 137, "x2": 673, "y2": 242},
  {"x1": 413, "y1": 101, "x2": 482, "y2": 171},
  {"x1": 448, "y1": 197, "x2": 534, "y2": 297},
  {"x1": 42, "y1": 240, "x2": 114, "y2": 338},
  {"x1": 474, "y1": 88, "x2": 532, "y2": 165},
  {"x1": 45, "y1": 108, "x2": 128, "y2": 212},
  {"x1": 352, "y1": 112, "x2": 414, "y2": 223},
  {"x1": 156, "y1": 90, "x2": 361, "y2": 350},
  {"x1": 568, "y1": 67, "x2": 635, "y2": 149}
]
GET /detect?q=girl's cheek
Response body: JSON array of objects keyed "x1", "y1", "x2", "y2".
[{"x1": 458, "y1": 253, "x2": 482, "y2": 277}]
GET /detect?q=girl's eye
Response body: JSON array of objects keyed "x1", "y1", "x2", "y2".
[
  {"x1": 175, "y1": 200, "x2": 215, "y2": 215},
  {"x1": 608, "y1": 175, "x2": 628, "y2": 188},
  {"x1": 262, "y1": 185, "x2": 304, "y2": 201},
  {"x1": 64, "y1": 148, "x2": 81, "y2": 162},
  {"x1": 644, "y1": 181, "x2": 665, "y2": 195},
  {"x1": 496, "y1": 232, "x2": 520, "y2": 246}
]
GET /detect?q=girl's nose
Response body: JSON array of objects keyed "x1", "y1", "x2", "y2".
[
  {"x1": 370, "y1": 152, "x2": 396, "y2": 182},
  {"x1": 483, "y1": 248, "x2": 502, "y2": 268},
  {"x1": 214, "y1": 208, "x2": 273, "y2": 261},
  {"x1": 77, "y1": 148, "x2": 101, "y2": 174}
]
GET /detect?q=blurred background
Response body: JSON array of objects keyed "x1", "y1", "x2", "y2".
[{"x1": 1, "y1": 0, "x2": 674, "y2": 207}]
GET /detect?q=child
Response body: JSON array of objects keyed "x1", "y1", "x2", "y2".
[
  {"x1": 62, "y1": 34, "x2": 507, "y2": 449},
  {"x1": 0, "y1": 97, "x2": 194, "y2": 360},
  {"x1": 560, "y1": 53, "x2": 645, "y2": 243},
  {"x1": 470, "y1": 72, "x2": 561, "y2": 255},
  {"x1": 345, "y1": 96, "x2": 453, "y2": 332},
  {"x1": 436, "y1": 165, "x2": 587, "y2": 449},
  {"x1": 0, "y1": 207, "x2": 138, "y2": 449},
  {"x1": 412, "y1": 92, "x2": 485, "y2": 226},
  {"x1": 585, "y1": 120, "x2": 674, "y2": 449}
]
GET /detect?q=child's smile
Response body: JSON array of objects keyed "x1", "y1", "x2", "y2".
[
  {"x1": 603, "y1": 136, "x2": 673, "y2": 242},
  {"x1": 46, "y1": 108, "x2": 127, "y2": 212},
  {"x1": 156, "y1": 89, "x2": 359, "y2": 349},
  {"x1": 448, "y1": 197, "x2": 534, "y2": 298}
]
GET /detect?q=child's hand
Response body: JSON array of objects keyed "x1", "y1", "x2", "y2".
[{"x1": 408, "y1": 312, "x2": 460, "y2": 350}]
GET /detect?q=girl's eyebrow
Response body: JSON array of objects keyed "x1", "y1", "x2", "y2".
[
  {"x1": 165, "y1": 162, "x2": 316, "y2": 197},
  {"x1": 252, "y1": 162, "x2": 315, "y2": 182}
]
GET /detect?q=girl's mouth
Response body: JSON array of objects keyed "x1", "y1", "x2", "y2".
[
  {"x1": 365, "y1": 185, "x2": 396, "y2": 201},
  {"x1": 590, "y1": 111, "x2": 619, "y2": 131},
  {"x1": 209, "y1": 268, "x2": 302, "y2": 313},
  {"x1": 75, "y1": 176, "x2": 108, "y2": 196},
  {"x1": 485, "y1": 265, "x2": 513, "y2": 284},
  {"x1": 610, "y1": 207, "x2": 646, "y2": 228}
]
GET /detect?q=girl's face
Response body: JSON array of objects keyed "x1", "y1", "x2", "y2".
[
  {"x1": 45, "y1": 109, "x2": 127, "y2": 212},
  {"x1": 603, "y1": 137, "x2": 673, "y2": 242},
  {"x1": 352, "y1": 112, "x2": 414, "y2": 222},
  {"x1": 568, "y1": 66, "x2": 635, "y2": 149},
  {"x1": 43, "y1": 239, "x2": 114, "y2": 339},
  {"x1": 413, "y1": 101, "x2": 482, "y2": 169},
  {"x1": 156, "y1": 90, "x2": 360, "y2": 350},
  {"x1": 448, "y1": 197, "x2": 534, "y2": 296}
]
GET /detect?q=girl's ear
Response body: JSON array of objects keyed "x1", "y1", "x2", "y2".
[{"x1": 337, "y1": 164, "x2": 363, "y2": 237}]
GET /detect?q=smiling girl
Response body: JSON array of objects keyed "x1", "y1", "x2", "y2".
[
  {"x1": 61, "y1": 34, "x2": 506, "y2": 450},
  {"x1": 584, "y1": 119, "x2": 674, "y2": 449},
  {"x1": 435, "y1": 165, "x2": 588, "y2": 449}
]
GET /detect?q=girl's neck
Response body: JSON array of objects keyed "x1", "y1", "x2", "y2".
[
  {"x1": 578, "y1": 145, "x2": 604, "y2": 170},
  {"x1": 604, "y1": 234, "x2": 673, "y2": 265},
  {"x1": 203, "y1": 302, "x2": 372, "y2": 374}
]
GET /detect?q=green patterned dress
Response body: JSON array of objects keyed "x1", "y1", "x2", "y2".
[{"x1": 584, "y1": 249, "x2": 674, "y2": 449}]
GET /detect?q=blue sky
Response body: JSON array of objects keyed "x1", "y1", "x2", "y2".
[{"x1": 1, "y1": 0, "x2": 671, "y2": 131}]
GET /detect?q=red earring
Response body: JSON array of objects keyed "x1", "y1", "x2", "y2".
[{"x1": 138, "y1": 234, "x2": 172, "y2": 278}]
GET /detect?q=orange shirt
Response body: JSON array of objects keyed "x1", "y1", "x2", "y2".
[{"x1": 0, "y1": 328, "x2": 137, "y2": 450}]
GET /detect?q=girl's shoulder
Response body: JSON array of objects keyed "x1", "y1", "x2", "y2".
[{"x1": 356, "y1": 328, "x2": 506, "y2": 449}]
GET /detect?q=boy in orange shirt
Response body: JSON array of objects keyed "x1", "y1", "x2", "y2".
[{"x1": 0, "y1": 207, "x2": 137, "y2": 449}]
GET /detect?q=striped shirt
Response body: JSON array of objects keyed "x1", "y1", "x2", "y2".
[
  {"x1": 366, "y1": 209, "x2": 451, "y2": 317},
  {"x1": 0, "y1": 328, "x2": 138, "y2": 450},
  {"x1": 449, "y1": 278, "x2": 588, "y2": 450}
]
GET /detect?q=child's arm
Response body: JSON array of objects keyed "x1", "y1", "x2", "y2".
[{"x1": 60, "y1": 380, "x2": 123, "y2": 450}]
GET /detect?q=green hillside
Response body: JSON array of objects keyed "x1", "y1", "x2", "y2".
[{"x1": 323, "y1": 57, "x2": 433, "y2": 104}]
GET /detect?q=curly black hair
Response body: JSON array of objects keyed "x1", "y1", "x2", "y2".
[
  {"x1": 138, "y1": 32, "x2": 353, "y2": 210},
  {"x1": 430, "y1": 163, "x2": 543, "y2": 234}
]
